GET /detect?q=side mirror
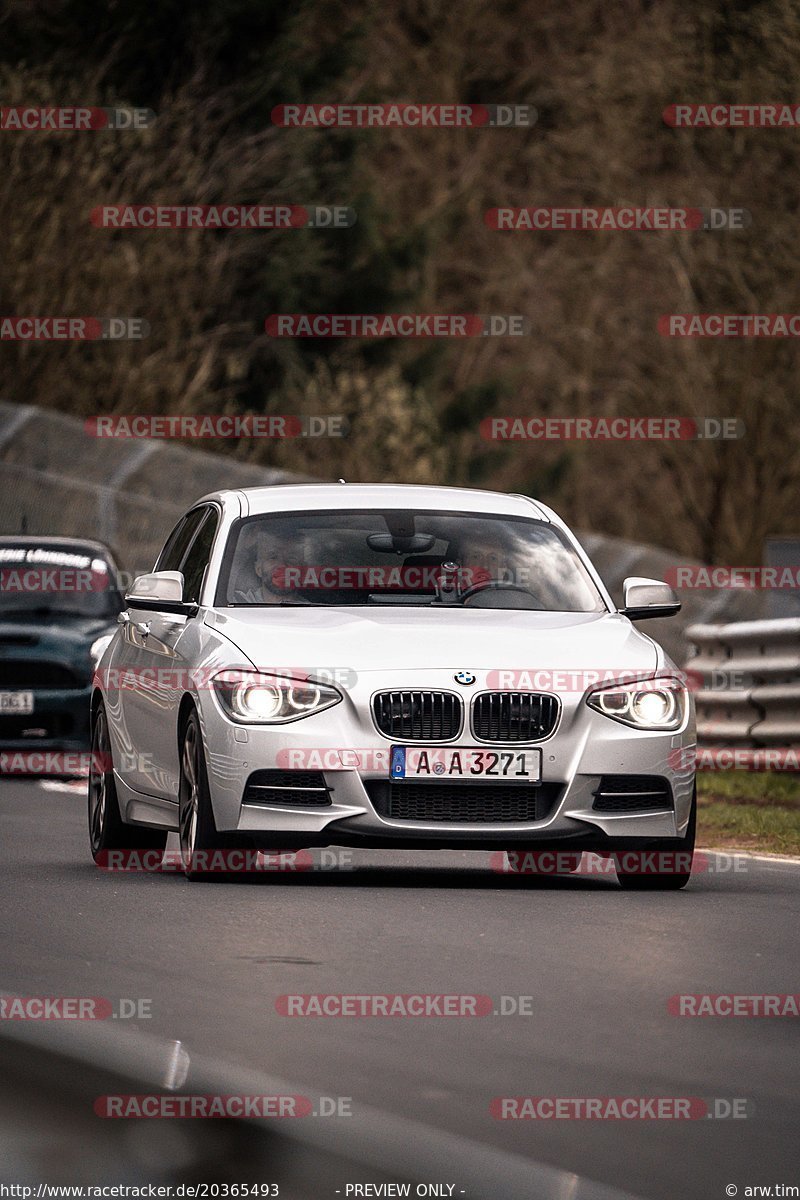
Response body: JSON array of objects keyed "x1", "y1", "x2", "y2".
[
  {"x1": 125, "y1": 571, "x2": 197, "y2": 615},
  {"x1": 620, "y1": 576, "x2": 681, "y2": 620}
]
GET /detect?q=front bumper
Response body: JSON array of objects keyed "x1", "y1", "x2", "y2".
[
  {"x1": 196, "y1": 670, "x2": 695, "y2": 849},
  {"x1": 0, "y1": 686, "x2": 92, "y2": 773}
]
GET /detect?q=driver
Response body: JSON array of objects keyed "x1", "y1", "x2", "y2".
[
  {"x1": 253, "y1": 528, "x2": 312, "y2": 603},
  {"x1": 233, "y1": 527, "x2": 312, "y2": 604}
]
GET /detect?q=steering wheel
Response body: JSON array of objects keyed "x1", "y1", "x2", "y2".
[{"x1": 459, "y1": 580, "x2": 542, "y2": 607}]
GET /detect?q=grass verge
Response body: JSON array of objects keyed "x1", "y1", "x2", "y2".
[{"x1": 697, "y1": 771, "x2": 800, "y2": 854}]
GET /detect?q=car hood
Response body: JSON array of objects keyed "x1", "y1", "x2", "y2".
[
  {"x1": 0, "y1": 615, "x2": 115, "y2": 655},
  {"x1": 208, "y1": 606, "x2": 662, "y2": 676}
]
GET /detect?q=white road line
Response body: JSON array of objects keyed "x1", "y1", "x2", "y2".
[{"x1": 701, "y1": 848, "x2": 800, "y2": 867}]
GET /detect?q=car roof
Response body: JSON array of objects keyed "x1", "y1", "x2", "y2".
[
  {"x1": 0, "y1": 534, "x2": 120, "y2": 565},
  {"x1": 197, "y1": 483, "x2": 551, "y2": 520}
]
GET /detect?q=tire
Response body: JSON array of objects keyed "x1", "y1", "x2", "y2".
[
  {"x1": 179, "y1": 707, "x2": 240, "y2": 881},
  {"x1": 88, "y1": 700, "x2": 167, "y2": 865},
  {"x1": 614, "y1": 786, "x2": 696, "y2": 891}
]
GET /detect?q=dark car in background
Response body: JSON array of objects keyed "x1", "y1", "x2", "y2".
[{"x1": 0, "y1": 537, "x2": 124, "y2": 770}]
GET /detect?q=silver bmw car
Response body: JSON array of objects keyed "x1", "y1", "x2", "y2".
[{"x1": 88, "y1": 484, "x2": 696, "y2": 888}]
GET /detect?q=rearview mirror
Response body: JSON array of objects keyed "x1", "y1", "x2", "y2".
[
  {"x1": 125, "y1": 571, "x2": 196, "y2": 615},
  {"x1": 620, "y1": 576, "x2": 680, "y2": 620},
  {"x1": 366, "y1": 533, "x2": 436, "y2": 554}
]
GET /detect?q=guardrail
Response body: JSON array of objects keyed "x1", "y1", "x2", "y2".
[
  {"x1": 685, "y1": 618, "x2": 800, "y2": 769},
  {"x1": 0, "y1": 401, "x2": 304, "y2": 576},
  {"x1": 0, "y1": 1015, "x2": 639, "y2": 1200},
  {"x1": 1, "y1": 403, "x2": 767, "y2": 663}
]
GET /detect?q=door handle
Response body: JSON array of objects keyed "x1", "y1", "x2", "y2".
[
  {"x1": 135, "y1": 621, "x2": 151, "y2": 638},
  {"x1": 117, "y1": 611, "x2": 130, "y2": 625}
]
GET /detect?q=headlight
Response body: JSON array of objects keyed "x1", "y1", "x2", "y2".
[
  {"x1": 211, "y1": 671, "x2": 342, "y2": 724},
  {"x1": 90, "y1": 634, "x2": 114, "y2": 667},
  {"x1": 587, "y1": 677, "x2": 686, "y2": 731}
]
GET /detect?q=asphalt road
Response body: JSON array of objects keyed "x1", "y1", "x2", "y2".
[{"x1": 2, "y1": 779, "x2": 799, "y2": 1199}]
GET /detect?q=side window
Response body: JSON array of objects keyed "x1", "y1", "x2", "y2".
[
  {"x1": 180, "y1": 509, "x2": 220, "y2": 603},
  {"x1": 155, "y1": 509, "x2": 207, "y2": 573}
]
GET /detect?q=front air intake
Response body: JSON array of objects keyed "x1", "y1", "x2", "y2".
[
  {"x1": 471, "y1": 692, "x2": 559, "y2": 742},
  {"x1": 372, "y1": 691, "x2": 462, "y2": 741},
  {"x1": 592, "y1": 775, "x2": 673, "y2": 813},
  {"x1": 242, "y1": 769, "x2": 332, "y2": 808}
]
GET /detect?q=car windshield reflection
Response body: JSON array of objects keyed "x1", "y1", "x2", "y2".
[{"x1": 219, "y1": 509, "x2": 606, "y2": 612}]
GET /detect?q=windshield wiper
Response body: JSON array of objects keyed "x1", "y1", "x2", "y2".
[
  {"x1": 366, "y1": 595, "x2": 435, "y2": 605},
  {"x1": 229, "y1": 601, "x2": 315, "y2": 608}
]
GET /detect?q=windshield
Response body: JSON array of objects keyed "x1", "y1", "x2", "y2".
[
  {"x1": 218, "y1": 509, "x2": 606, "y2": 612},
  {"x1": 0, "y1": 543, "x2": 123, "y2": 620}
]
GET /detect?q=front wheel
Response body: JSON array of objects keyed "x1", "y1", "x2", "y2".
[
  {"x1": 179, "y1": 708, "x2": 240, "y2": 881},
  {"x1": 88, "y1": 700, "x2": 167, "y2": 864},
  {"x1": 614, "y1": 786, "x2": 696, "y2": 891}
]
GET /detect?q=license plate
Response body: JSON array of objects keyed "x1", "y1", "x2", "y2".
[
  {"x1": 390, "y1": 745, "x2": 541, "y2": 782},
  {"x1": 0, "y1": 691, "x2": 34, "y2": 715}
]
